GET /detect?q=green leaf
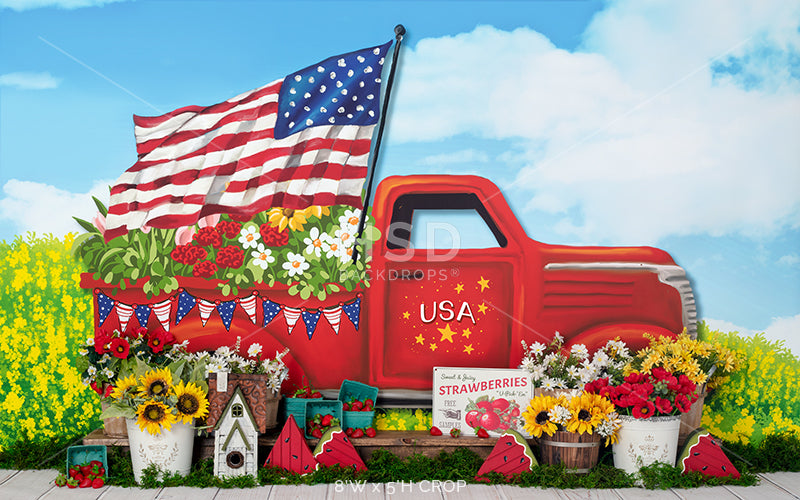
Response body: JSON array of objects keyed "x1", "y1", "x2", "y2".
[
  {"x1": 320, "y1": 270, "x2": 330, "y2": 280},
  {"x1": 151, "y1": 260, "x2": 165, "y2": 276},
  {"x1": 97, "y1": 247, "x2": 124, "y2": 271},
  {"x1": 70, "y1": 232, "x2": 99, "y2": 256},
  {"x1": 288, "y1": 284, "x2": 299, "y2": 295},
  {"x1": 316, "y1": 289, "x2": 327, "y2": 301},
  {"x1": 300, "y1": 286, "x2": 312, "y2": 300},
  {"x1": 327, "y1": 283, "x2": 340, "y2": 293},
  {"x1": 73, "y1": 216, "x2": 100, "y2": 234},
  {"x1": 221, "y1": 284, "x2": 231, "y2": 296},
  {"x1": 100, "y1": 404, "x2": 135, "y2": 420},
  {"x1": 92, "y1": 196, "x2": 109, "y2": 217},
  {"x1": 131, "y1": 267, "x2": 140, "y2": 281},
  {"x1": 364, "y1": 224, "x2": 381, "y2": 243}
]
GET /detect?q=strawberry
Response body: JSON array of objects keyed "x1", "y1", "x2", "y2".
[
  {"x1": 79, "y1": 477, "x2": 93, "y2": 488},
  {"x1": 55, "y1": 474, "x2": 67, "y2": 487},
  {"x1": 310, "y1": 391, "x2": 322, "y2": 398},
  {"x1": 476, "y1": 428, "x2": 490, "y2": 438},
  {"x1": 92, "y1": 477, "x2": 105, "y2": 489},
  {"x1": 66, "y1": 479, "x2": 78, "y2": 489},
  {"x1": 429, "y1": 426, "x2": 443, "y2": 436},
  {"x1": 351, "y1": 428, "x2": 364, "y2": 438},
  {"x1": 450, "y1": 428, "x2": 461, "y2": 438},
  {"x1": 350, "y1": 400, "x2": 363, "y2": 411},
  {"x1": 80, "y1": 464, "x2": 93, "y2": 476},
  {"x1": 365, "y1": 427, "x2": 377, "y2": 438},
  {"x1": 321, "y1": 414, "x2": 333, "y2": 427},
  {"x1": 342, "y1": 402, "x2": 350, "y2": 411},
  {"x1": 364, "y1": 398, "x2": 374, "y2": 410},
  {"x1": 345, "y1": 427, "x2": 355, "y2": 436},
  {"x1": 68, "y1": 466, "x2": 80, "y2": 479},
  {"x1": 311, "y1": 428, "x2": 323, "y2": 439},
  {"x1": 90, "y1": 463, "x2": 102, "y2": 477}
]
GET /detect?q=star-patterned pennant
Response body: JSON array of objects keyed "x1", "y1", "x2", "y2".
[
  {"x1": 283, "y1": 306, "x2": 301, "y2": 334},
  {"x1": 175, "y1": 290, "x2": 197, "y2": 325},
  {"x1": 342, "y1": 297, "x2": 361, "y2": 331},
  {"x1": 151, "y1": 299, "x2": 172, "y2": 331},
  {"x1": 116, "y1": 302, "x2": 134, "y2": 332},
  {"x1": 96, "y1": 292, "x2": 115, "y2": 326},
  {"x1": 239, "y1": 295, "x2": 257, "y2": 324},
  {"x1": 217, "y1": 300, "x2": 237, "y2": 331},
  {"x1": 322, "y1": 305, "x2": 342, "y2": 334},
  {"x1": 197, "y1": 299, "x2": 216, "y2": 326},
  {"x1": 301, "y1": 310, "x2": 322, "y2": 340},
  {"x1": 262, "y1": 299, "x2": 281, "y2": 326},
  {"x1": 135, "y1": 304, "x2": 151, "y2": 328}
]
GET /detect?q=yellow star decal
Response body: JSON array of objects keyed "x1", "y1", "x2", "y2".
[
  {"x1": 477, "y1": 302, "x2": 489, "y2": 314},
  {"x1": 429, "y1": 342, "x2": 438, "y2": 352},
  {"x1": 462, "y1": 328, "x2": 472, "y2": 339},
  {"x1": 463, "y1": 344, "x2": 474, "y2": 355},
  {"x1": 415, "y1": 333, "x2": 425, "y2": 345},
  {"x1": 454, "y1": 283, "x2": 464, "y2": 294},
  {"x1": 477, "y1": 276, "x2": 490, "y2": 292},
  {"x1": 402, "y1": 311, "x2": 411, "y2": 320},
  {"x1": 438, "y1": 323, "x2": 457, "y2": 343}
]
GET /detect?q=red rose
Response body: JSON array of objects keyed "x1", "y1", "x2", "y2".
[
  {"x1": 632, "y1": 400, "x2": 656, "y2": 419},
  {"x1": 192, "y1": 260, "x2": 218, "y2": 278},
  {"x1": 193, "y1": 227, "x2": 222, "y2": 248},
  {"x1": 171, "y1": 244, "x2": 208, "y2": 265},
  {"x1": 260, "y1": 224, "x2": 289, "y2": 246},
  {"x1": 654, "y1": 396, "x2": 673, "y2": 414},
  {"x1": 109, "y1": 337, "x2": 130, "y2": 359},
  {"x1": 215, "y1": 246, "x2": 244, "y2": 269},
  {"x1": 215, "y1": 220, "x2": 242, "y2": 239}
]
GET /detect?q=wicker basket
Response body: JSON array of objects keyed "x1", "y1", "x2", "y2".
[{"x1": 539, "y1": 430, "x2": 602, "y2": 473}]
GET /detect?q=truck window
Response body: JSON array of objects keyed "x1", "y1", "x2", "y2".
[{"x1": 387, "y1": 193, "x2": 507, "y2": 250}]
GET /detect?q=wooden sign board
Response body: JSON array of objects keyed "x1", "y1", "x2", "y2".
[{"x1": 432, "y1": 367, "x2": 533, "y2": 437}]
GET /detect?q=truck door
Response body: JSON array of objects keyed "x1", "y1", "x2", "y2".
[{"x1": 371, "y1": 192, "x2": 521, "y2": 390}]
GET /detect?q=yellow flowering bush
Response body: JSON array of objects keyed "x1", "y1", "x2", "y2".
[
  {"x1": 0, "y1": 233, "x2": 100, "y2": 451},
  {"x1": 627, "y1": 330, "x2": 739, "y2": 388},
  {"x1": 699, "y1": 322, "x2": 800, "y2": 444}
]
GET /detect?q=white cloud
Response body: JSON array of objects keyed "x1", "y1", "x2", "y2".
[
  {"x1": 417, "y1": 149, "x2": 489, "y2": 167},
  {"x1": 0, "y1": 0, "x2": 125, "y2": 10},
  {"x1": 390, "y1": 2, "x2": 800, "y2": 245},
  {"x1": 0, "y1": 179, "x2": 111, "y2": 238},
  {"x1": 0, "y1": 72, "x2": 61, "y2": 90},
  {"x1": 777, "y1": 253, "x2": 800, "y2": 266},
  {"x1": 703, "y1": 315, "x2": 800, "y2": 358}
]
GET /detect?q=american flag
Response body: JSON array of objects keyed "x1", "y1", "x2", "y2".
[{"x1": 104, "y1": 41, "x2": 393, "y2": 241}]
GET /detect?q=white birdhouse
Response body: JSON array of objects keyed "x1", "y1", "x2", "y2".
[{"x1": 213, "y1": 385, "x2": 259, "y2": 478}]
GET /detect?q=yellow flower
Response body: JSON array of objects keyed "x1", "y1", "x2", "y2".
[
  {"x1": 267, "y1": 207, "x2": 308, "y2": 232},
  {"x1": 138, "y1": 367, "x2": 173, "y2": 398},
  {"x1": 522, "y1": 396, "x2": 558, "y2": 438},
  {"x1": 173, "y1": 380, "x2": 209, "y2": 424},
  {"x1": 565, "y1": 393, "x2": 598, "y2": 435},
  {"x1": 136, "y1": 400, "x2": 177, "y2": 435},
  {"x1": 110, "y1": 374, "x2": 137, "y2": 400}
]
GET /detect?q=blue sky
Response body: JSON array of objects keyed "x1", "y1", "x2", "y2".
[{"x1": 1, "y1": 0, "x2": 798, "y2": 354}]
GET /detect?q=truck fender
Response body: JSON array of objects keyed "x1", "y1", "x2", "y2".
[{"x1": 564, "y1": 322, "x2": 678, "y2": 354}]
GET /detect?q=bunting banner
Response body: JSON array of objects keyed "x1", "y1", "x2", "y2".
[
  {"x1": 91, "y1": 288, "x2": 361, "y2": 337},
  {"x1": 283, "y1": 306, "x2": 301, "y2": 334}
]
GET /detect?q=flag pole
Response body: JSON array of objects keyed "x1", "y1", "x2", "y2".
[{"x1": 352, "y1": 24, "x2": 405, "y2": 263}]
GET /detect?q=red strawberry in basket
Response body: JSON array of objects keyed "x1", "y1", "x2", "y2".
[
  {"x1": 350, "y1": 400, "x2": 363, "y2": 411},
  {"x1": 321, "y1": 414, "x2": 333, "y2": 427}
]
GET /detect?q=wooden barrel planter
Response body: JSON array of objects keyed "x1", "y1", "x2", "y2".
[{"x1": 539, "y1": 430, "x2": 602, "y2": 473}]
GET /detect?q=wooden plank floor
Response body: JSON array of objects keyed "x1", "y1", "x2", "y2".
[{"x1": 1, "y1": 470, "x2": 797, "y2": 499}]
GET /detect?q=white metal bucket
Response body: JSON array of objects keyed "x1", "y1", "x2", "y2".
[
  {"x1": 612, "y1": 415, "x2": 681, "y2": 474},
  {"x1": 126, "y1": 419, "x2": 195, "y2": 483}
]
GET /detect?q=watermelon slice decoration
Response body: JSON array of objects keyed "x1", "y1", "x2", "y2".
[
  {"x1": 678, "y1": 428, "x2": 740, "y2": 479},
  {"x1": 475, "y1": 429, "x2": 537, "y2": 482},
  {"x1": 264, "y1": 415, "x2": 319, "y2": 475},
  {"x1": 313, "y1": 426, "x2": 367, "y2": 471}
]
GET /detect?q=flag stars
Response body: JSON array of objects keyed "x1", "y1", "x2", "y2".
[
  {"x1": 438, "y1": 324, "x2": 457, "y2": 343},
  {"x1": 429, "y1": 342, "x2": 438, "y2": 352},
  {"x1": 462, "y1": 328, "x2": 472, "y2": 339},
  {"x1": 477, "y1": 302, "x2": 489, "y2": 314},
  {"x1": 463, "y1": 344, "x2": 474, "y2": 355},
  {"x1": 477, "y1": 276, "x2": 490, "y2": 292},
  {"x1": 415, "y1": 333, "x2": 425, "y2": 345},
  {"x1": 454, "y1": 283, "x2": 464, "y2": 294},
  {"x1": 402, "y1": 311, "x2": 410, "y2": 319}
]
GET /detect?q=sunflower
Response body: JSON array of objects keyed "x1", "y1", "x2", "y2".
[
  {"x1": 304, "y1": 205, "x2": 331, "y2": 219},
  {"x1": 267, "y1": 207, "x2": 309, "y2": 232},
  {"x1": 110, "y1": 373, "x2": 138, "y2": 400},
  {"x1": 138, "y1": 367, "x2": 173, "y2": 399},
  {"x1": 136, "y1": 400, "x2": 177, "y2": 435},
  {"x1": 173, "y1": 380, "x2": 209, "y2": 423},
  {"x1": 522, "y1": 395, "x2": 558, "y2": 437},
  {"x1": 565, "y1": 392, "x2": 605, "y2": 434}
]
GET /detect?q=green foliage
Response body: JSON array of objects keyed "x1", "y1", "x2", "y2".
[
  {"x1": 698, "y1": 321, "x2": 800, "y2": 444},
  {"x1": 723, "y1": 432, "x2": 800, "y2": 472}
]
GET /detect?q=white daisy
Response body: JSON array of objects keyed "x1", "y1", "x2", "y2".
[
  {"x1": 303, "y1": 227, "x2": 325, "y2": 258},
  {"x1": 238, "y1": 225, "x2": 261, "y2": 249},
  {"x1": 283, "y1": 252, "x2": 310, "y2": 277},
  {"x1": 247, "y1": 343, "x2": 263, "y2": 358},
  {"x1": 251, "y1": 244, "x2": 275, "y2": 270}
]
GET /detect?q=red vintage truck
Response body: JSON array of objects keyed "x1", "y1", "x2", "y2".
[{"x1": 81, "y1": 174, "x2": 696, "y2": 399}]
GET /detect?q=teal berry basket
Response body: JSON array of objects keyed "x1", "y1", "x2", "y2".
[
  {"x1": 303, "y1": 400, "x2": 343, "y2": 439},
  {"x1": 282, "y1": 396, "x2": 322, "y2": 427},
  {"x1": 66, "y1": 445, "x2": 108, "y2": 477},
  {"x1": 342, "y1": 409, "x2": 375, "y2": 430},
  {"x1": 338, "y1": 380, "x2": 379, "y2": 405}
]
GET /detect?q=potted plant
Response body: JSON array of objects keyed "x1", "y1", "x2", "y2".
[
  {"x1": 100, "y1": 356, "x2": 208, "y2": 483},
  {"x1": 519, "y1": 334, "x2": 632, "y2": 397},
  {"x1": 584, "y1": 369, "x2": 699, "y2": 474},
  {"x1": 77, "y1": 325, "x2": 188, "y2": 437},
  {"x1": 189, "y1": 338, "x2": 290, "y2": 433},
  {"x1": 521, "y1": 391, "x2": 621, "y2": 473},
  {"x1": 626, "y1": 331, "x2": 740, "y2": 445}
]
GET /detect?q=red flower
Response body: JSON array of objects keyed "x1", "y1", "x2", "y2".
[
  {"x1": 192, "y1": 260, "x2": 218, "y2": 278},
  {"x1": 193, "y1": 227, "x2": 223, "y2": 248},
  {"x1": 624, "y1": 372, "x2": 645, "y2": 384},
  {"x1": 674, "y1": 394, "x2": 692, "y2": 413},
  {"x1": 90, "y1": 380, "x2": 103, "y2": 395},
  {"x1": 654, "y1": 396, "x2": 673, "y2": 414},
  {"x1": 677, "y1": 375, "x2": 696, "y2": 395},
  {"x1": 215, "y1": 220, "x2": 242, "y2": 239},
  {"x1": 103, "y1": 384, "x2": 114, "y2": 398},
  {"x1": 109, "y1": 337, "x2": 130, "y2": 359},
  {"x1": 171, "y1": 244, "x2": 208, "y2": 265},
  {"x1": 228, "y1": 213, "x2": 253, "y2": 222},
  {"x1": 651, "y1": 367, "x2": 670, "y2": 381},
  {"x1": 147, "y1": 328, "x2": 175, "y2": 354},
  {"x1": 260, "y1": 224, "x2": 289, "y2": 246},
  {"x1": 215, "y1": 246, "x2": 244, "y2": 269},
  {"x1": 93, "y1": 329, "x2": 112, "y2": 355},
  {"x1": 632, "y1": 400, "x2": 656, "y2": 419}
]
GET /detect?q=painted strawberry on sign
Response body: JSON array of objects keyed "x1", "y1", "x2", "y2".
[{"x1": 465, "y1": 395, "x2": 522, "y2": 435}]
